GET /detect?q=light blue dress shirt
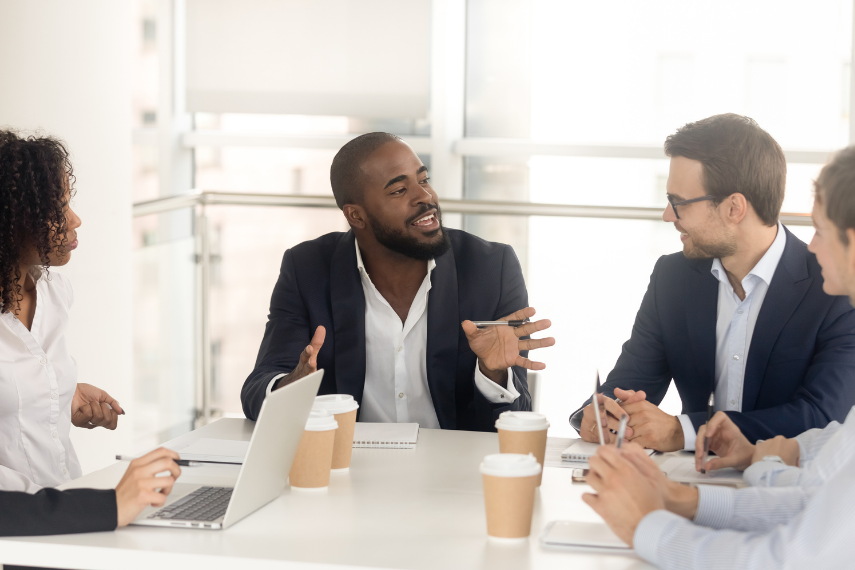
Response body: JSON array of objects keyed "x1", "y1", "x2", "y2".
[{"x1": 678, "y1": 222, "x2": 787, "y2": 450}]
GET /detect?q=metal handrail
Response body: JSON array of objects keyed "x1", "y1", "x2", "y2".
[
  {"x1": 134, "y1": 190, "x2": 810, "y2": 426},
  {"x1": 132, "y1": 190, "x2": 813, "y2": 225}
]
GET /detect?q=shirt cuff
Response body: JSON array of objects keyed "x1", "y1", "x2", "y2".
[
  {"x1": 692, "y1": 485, "x2": 735, "y2": 530},
  {"x1": 743, "y1": 460, "x2": 801, "y2": 488},
  {"x1": 633, "y1": 510, "x2": 684, "y2": 565},
  {"x1": 677, "y1": 414, "x2": 697, "y2": 451},
  {"x1": 267, "y1": 373, "x2": 288, "y2": 396},
  {"x1": 473, "y1": 360, "x2": 519, "y2": 404}
]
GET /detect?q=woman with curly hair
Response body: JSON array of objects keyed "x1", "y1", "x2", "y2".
[{"x1": 0, "y1": 130, "x2": 126, "y2": 493}]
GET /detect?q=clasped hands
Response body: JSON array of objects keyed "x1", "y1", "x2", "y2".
[
  {"x1": 580, "y1": 387, "x2": 685, "y2": 451},
  {"x1": 277, "y1": 307, "x2": 555, "y2": 389}
]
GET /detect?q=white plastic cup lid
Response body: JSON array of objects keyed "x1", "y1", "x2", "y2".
[
  {"x1": 479, "y1": 453, "x2": 542, "y2": 478},
  {"x1": 313, "y1": 394, "x2": 359, "y2": 415},
  {"x1": 304, "y1": 409, "x2": 339, "y2": 431},
  {"x1": 495, "y1": 411, "x2": 550, "y2": 432}
]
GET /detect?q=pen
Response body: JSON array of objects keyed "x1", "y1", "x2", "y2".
[
  {"x1": 700, "y1": 392, "x2": 715, "y2": 474},
  {"x1": 472, "y1": 319, "x2": 530, "y2": 328},
  {"x1": 592, "y1": 371, "x2": 606, "y2": 446},
  {"x1": 115, "y1": 455, "x2": 242, "y2": 467},
  {"x1": 616, "y1": 414, "x2": 628, "y2": 449}
]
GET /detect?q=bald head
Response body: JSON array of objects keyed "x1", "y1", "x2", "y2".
[{"x1": 330, "y1": 132, "x2": 403, "y2": 209}]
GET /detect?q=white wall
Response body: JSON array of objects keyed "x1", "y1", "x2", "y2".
[{"x1": 0, "y1": 1, "x2": 134, "y2": 473}]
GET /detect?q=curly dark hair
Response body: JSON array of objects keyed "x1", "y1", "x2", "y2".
[{"x1": 0, "y1": 130, "x2": 75, "y2": 314}]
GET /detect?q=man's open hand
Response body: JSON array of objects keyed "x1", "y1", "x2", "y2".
[
  {"x1": 461, "y1": 307, "x2": 554, "y2": 387},
  {"x1": 71, "y1": 383, "x2": 125, "y2": 430},
  {"x1": 273, "y1": 326, "x2": 326, "y2": 390}
]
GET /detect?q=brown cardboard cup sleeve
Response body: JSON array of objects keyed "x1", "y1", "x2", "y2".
[
  {"x1": 313, "y1": 395, "x2": 360, "y2": 471},
  {"x1": 289, "y1": 409, "x2": 338, "y2": 491},
  {"x1": 480, "y1": 453, "x2": 541, "y2": 540},
  {"x1": 495, "y1": 411, "x2": 550, "y2": 487}
]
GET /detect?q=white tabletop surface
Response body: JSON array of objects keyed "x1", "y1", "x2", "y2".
[{"x1": 0, "y1": 420, "x2": 655, "y2": 570}]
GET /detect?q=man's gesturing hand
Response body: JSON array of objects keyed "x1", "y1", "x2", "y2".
[
  {"x1": 274, "y1": 326, "x2": 326, "y2": 391},
  {"x1": 582, "y1": 443, "x2": 666, "y2": 546},
  {"x1": 71, "y1": 383, "x2": 125, "y2": 430},
  {"x1": 115, "y1": 448, "x2": 181, "y2": 527},
  {"x1": 694, "y1": 411, "x2": 754, "y2": 472},
  {"x1": 461, "y1": 307, "x2": 554, "y2": 387}
]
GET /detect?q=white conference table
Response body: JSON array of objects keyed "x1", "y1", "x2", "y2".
[{"x1": 0, "y1": 420, "x2": 656, "y2": 570}]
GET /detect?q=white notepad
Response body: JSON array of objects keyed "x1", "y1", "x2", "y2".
[
  {"x1": 560, "y1": 439, "x2": 655, "y2": 465},
  {"x1": 353, "y1": 423, "x2": 419, "y2": 448},
  {"x1": 541, "y1": 520, "x2": 633, "y2": 554},
  {"x1": 660, "y1": 456, "x2": 743, "y2": 485}
]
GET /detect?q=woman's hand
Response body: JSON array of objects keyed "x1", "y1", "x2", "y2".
[
  {"x1": 71, "y1": 383, "x2": 125, "y2": 430},
  {"x1": 115, "y1": 448, "x2": 181, "y2": 527}
]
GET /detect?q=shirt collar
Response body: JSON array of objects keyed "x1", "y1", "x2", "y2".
[
  {"x1": 710, "y1": 221, "x2": 787, "y2": 287},
  {"x1": 354, "y1": 238, "x2": 436, "y2": 277}
]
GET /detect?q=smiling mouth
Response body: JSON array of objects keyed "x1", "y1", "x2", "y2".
[{"x1": 412, "y1": 212, "x2": 438, "y2": 227}]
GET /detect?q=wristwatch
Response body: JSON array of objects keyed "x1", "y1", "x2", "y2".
[{"x1": 761, "y1": 455, "x2": 786, "y2": 465}]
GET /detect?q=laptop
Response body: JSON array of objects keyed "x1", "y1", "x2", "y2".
[{"x1": 130, "y1": 369, "x2": 323, "y2": 530}]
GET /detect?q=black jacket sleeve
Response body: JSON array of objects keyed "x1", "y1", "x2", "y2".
[{"x1": 0, "y1": 488, "x2": 117, "y2": 537}]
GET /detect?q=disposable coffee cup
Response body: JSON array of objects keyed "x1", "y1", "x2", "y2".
[
  {"x1": 313, "y1": 394, "x2": 359, "y2": 471},
  {"x1": 289, "y1": 409, "x2": 338, "y2": 492},
  {"x1": 495, "y1": 411, "x2": 550, "y2": 486},
  {"x1": 480, "y1": 453, "x2": 541, "y2": 541}
]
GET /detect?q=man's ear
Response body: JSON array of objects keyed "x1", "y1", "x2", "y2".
[
  {"x1": 845, "y1": 228, "x2": 855, "y2": 274},
  {"x1": 342, "y1": 204, "x2": 367, "y2": 230},
  {"x1": 723, "y1": 193, "x2": 749, "y2": 225}
]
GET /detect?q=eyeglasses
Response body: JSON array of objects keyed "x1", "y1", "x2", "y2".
[{"x1": 666, "y1": 194, "x2": 717, "y2": 220}]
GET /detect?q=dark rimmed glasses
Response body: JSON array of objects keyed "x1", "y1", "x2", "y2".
[{"x1": 666, "y1": 194, "x2": 717, "y2": 219}]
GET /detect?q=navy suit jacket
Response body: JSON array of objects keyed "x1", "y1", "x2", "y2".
[
  {"x1": 241, "y1": 229, "x2": 532, "y2": 431},
  {"x1": 573, "y1": 226, "x2": 855, "y2": 443}
]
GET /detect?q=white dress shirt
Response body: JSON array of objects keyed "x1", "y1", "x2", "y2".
[
  {"x1": 0, "y1": 268, "x2": 82, "y2": 492},
  {"x1": 678, "y1": 222, "x2": 786, "y2": 450},
  {"x1": 266, "y1": 241, "x2": 520, "y2": 426},
  {"x1": 633, "y1": 404, "x2": 855, "y2": 570},
  {"x1": 354, "y1": 240, "x2": 518, "y2": 427}
]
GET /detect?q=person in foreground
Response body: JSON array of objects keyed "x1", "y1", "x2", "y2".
[
  {"x1": 241, "y1": 132, "x2": 554, "y2": 431},
  {"x1": 584, "y1": 146, "x2": 855, "y2": 569},
  {"x1": 572, "y1": 114, "x2": 855, "y2": 451},
  {"x1": 0, "y1": 130, "x2": 125, "y2": 492},
  {"x1": 0, "y1": 448, "x2": 181, "y2": 537}
]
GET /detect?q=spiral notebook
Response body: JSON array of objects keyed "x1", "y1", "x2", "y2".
[
  {"x1": 353, "y1": 423, "x2": 419, "y2": 448},
  {"x1": 560, "y1": 439, "x2": 655, "y2": 465}
]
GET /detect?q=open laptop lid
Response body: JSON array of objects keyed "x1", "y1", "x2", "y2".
[{"x1": 221, "y1": 370, "x2": 323, "y2": 528}]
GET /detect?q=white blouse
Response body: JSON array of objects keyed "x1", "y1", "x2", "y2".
[{"x1": 0, "y1": 267, "x2": 82, "y2": 492}]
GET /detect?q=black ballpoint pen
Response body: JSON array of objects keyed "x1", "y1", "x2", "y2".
[
  {"x1": 472, "y1": 319, "x2": 530, "y2": 328},
  {"x1": 700, "y1": 392, "x2": 715, "y2": 474}
]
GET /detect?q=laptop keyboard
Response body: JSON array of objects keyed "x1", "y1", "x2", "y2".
[{"x1": 147, "y1": 486, "x2": 233, "y2": 522}]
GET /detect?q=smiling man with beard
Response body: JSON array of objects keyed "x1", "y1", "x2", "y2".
[
  {"x1": 572, "y1": 114, "x2": 855, "y2": 451},
  {"x1": 241, "y1": 132, "x2": 554, "y2": 430}
]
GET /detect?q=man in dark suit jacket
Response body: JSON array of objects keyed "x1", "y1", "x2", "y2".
[
  {"x1": 572, "y1": 114, "x2": 855, "y2": 451},
  {"x1": 241, "y1": 133, "x2": 554, "y2": 431}
]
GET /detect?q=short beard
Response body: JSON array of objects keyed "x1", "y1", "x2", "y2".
[
  {"x1": 683, "y1": 232, "x2": 737, "y2": 259},
  {"x1": 365, "y1": 206, "x2": 451, "y2": 261}
]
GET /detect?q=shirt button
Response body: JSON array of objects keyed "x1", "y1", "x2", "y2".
[
  {"x1": 733, "y1": 355, "x2": 740, "y2": 361},
  {"x1": 397, "y1": 346, "x2": 402, "y2": 352},
  {"x1": 62, "y1": 468, "x2": 68, "y2": 475},
  {"x1": 39, "y1": 357, "x2": 47, "y2": 365},
  {"x1": 737, "y1": 310, "x2": 744, "y2": 315},
  {"x1": 730, "y1": 399, "x2": 736, "y2": 405},
  {"x1": 50, "y1": 392, "x2": 58, "y2": 400},
  {"x1": 398, "y1": 392, "x2": 404, "y2": 398},
  {"x1": 51, "y1": 432, "x2": 58, "y2": 439}
]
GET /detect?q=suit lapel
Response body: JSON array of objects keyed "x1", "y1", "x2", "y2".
[
  {"x1": 685, "y1": 258, "x2": 718, "y2": 399},
  {"x1": 742, "y1": 228, "x2": 811, "y2": 411},
  {"x1": 426, "y1": 245, "x2": 459, "y2": 429},
  {"x1": 330, "y1": 231, "x2": 367, "y2": 406}
]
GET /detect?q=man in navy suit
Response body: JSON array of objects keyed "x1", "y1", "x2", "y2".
[
  {"x1": 572, "y1": 113, "x2": 855, "y2": 451},
  {"x1": 241, "y1": 132, "x2": 554, "y2": 431}
]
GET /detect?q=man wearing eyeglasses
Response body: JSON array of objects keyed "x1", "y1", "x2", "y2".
[{"x1": 571, "y1": 113, "x2": 855, "y2": 452}]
